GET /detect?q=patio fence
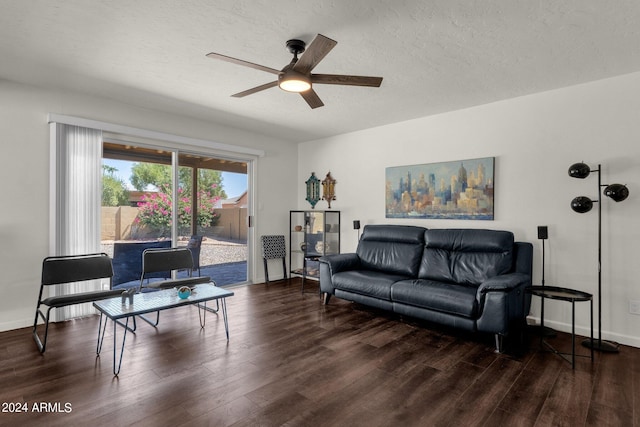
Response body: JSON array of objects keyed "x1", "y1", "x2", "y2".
[{"x1": 101, "y1": 206, "x2": 247, "y2": 241}]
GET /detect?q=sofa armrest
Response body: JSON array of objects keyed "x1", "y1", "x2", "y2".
[
  {"x1": 318, "y1": 254, "x2": 361, "y2": 303},
  {"x1": 476, "y1": 273, "x2": 532, "y2": 335},
  {"x1": 318, "y1": 253, "x2": 361, "y2": 275},
  {"x1": 476, "y1": 273, "x2": 531, "y2": 294}
]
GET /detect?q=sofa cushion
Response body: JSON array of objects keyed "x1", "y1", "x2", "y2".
[
  {"x1": 418, "y1": 229, "x2": 513, "y2": 286},
  {"x1": 357, "y1": 225, "x2": 426, "y2": 277},
  {"x1": 332, "y1": 270, "x2": 409, "y2": 301},
  {"x1": 391, "y1": 279, "x2": 478, "y2": 318}
]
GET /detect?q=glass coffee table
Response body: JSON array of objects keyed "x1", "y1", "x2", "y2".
[
  {"x1": 528, "y1": 285, "x2": 593, "y2": 369},
  {"x1": 94, "y1": 283, "x2": 233, "y2": 375}
]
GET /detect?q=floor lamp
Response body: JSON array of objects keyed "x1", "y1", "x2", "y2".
[
  {"x1": 353, "y1": 220, "x2": 361, "y2": 244},
  {"x1": 569, "y1": 162, "x2": 629, "y2": 353}
]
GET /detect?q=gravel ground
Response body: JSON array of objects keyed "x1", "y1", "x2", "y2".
[
  {"x1": 101, "y1": 237, "x2": 247, "y2": 266},
  {"x1": 197, "y1": 240, "x2": 247, "y2": 265}
]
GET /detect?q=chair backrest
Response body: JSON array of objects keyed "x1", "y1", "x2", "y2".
[
  {"x1": 112, "y1": 240, "x2": 172, "y2": 285},
  {"x1": 141, "y1": 247, "x2": 194, "y2": 278},
  {"x1": 261, "y1": 235, "x2": 286, "y2": 260},
  {"x1": 187, "y1": 235, "x2": 203, "y2": 270},
  {"x1": 42, "y1": 253, "x2": 113, "y2": 286}
]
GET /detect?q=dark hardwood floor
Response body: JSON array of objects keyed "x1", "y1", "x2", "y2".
[{"x1": 1, "y1": 279, "x2": 638, "y2": 426}]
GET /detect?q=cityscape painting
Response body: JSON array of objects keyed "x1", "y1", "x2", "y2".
[{"x1": 385, "y1": 157, "x2": 495, "y2": 220}]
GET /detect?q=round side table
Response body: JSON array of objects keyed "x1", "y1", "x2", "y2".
[{"x1": 528, "y1": 285, "x2": 594, "y2": 369}]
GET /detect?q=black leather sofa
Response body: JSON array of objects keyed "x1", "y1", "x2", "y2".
[{"x1": 319, "y1": 225, "x2": 533, "y2": 352}]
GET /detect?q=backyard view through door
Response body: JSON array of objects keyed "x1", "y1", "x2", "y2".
[{"x1": 101, "y1": 142, "x2": 248, "y2": 289}]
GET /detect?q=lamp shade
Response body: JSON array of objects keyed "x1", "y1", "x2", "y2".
[
  {"x1": 353, "y1": 220, "x2": 361, "y2": 230},
  {"x1": 571, "y1": 196, "x2": 594, "y2": 213},
  {"x1": 603, "y1": 183, "x2": 629, "y2": 202},
  {"x1": 568, "y1": 162, "x2": 591, "y2": 179}
]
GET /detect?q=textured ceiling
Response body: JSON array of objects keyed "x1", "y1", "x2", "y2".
[{"x1": 1, "y1": 0, "x2": 640, "y2": 143}]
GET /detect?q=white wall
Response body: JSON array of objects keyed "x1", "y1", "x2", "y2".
[
  {"x1": 298, "y1": 72, "x2": 640, "y2": 348},
  {"x1": 0, "y1": 79, "x2": 297, "y2": 332}
]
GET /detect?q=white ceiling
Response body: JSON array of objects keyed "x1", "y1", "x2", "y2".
[{"x1": 1, "y1": 0, "x2": 640, "y2": 143}]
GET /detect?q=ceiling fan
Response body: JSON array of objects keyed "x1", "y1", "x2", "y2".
[{"x1": 206, "y1": 34, "x2": 383, "y2": 109}]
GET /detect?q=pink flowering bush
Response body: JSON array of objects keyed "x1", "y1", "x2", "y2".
[{"x1": 135, "y1": 184, "x2": 221, "y2": 235}]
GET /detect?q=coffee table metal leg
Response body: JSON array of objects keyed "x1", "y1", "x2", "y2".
[
  {"x1": 112, "y1": 317, "x2": 129, "y2": 376},
  {"x1": 198, "y1": 302, "x2": 207, "y2": 328},
  {"x1": 96, "y1": 313, "x2": 108, "y2": 355},
  {"x1": 199, "y1": 300, "x2": 220, "y2": 314},
  {"x1": 221, "y1": 298, "x2": 229, "y2": 340}
]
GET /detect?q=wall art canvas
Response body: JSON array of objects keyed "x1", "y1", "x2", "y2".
[{"x1": 385, "y1": 157, "x2": 494, "y2": 220}]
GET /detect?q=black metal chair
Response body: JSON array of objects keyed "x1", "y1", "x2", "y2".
[
  {"x1": 187, "y1": 235, "x2": 203, "y2": 276},
  {"x1": 32, "y1": 253, "x2": 122, "y2": 353},
  {"x1": 260, "y1": 235, "x2": 287, "y2": 283},
  {"x1": 112, "y1": 240, "x2": 172, "y2": 290},
  {"x1": 137, "y1": 247, "x2": 214, "y2": 327}
]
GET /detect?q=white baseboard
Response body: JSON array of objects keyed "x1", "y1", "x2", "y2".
[
  {"x1": 527, "y1": 315, "x2": 640, "y2": 349},
  {"x1": 0, "y1": 317, "x2": 33, "y2": 333}
]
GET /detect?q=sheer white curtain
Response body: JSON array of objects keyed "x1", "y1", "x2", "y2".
[{"x1": 51, "y1": 123, "x2": 104, "y2": 320}]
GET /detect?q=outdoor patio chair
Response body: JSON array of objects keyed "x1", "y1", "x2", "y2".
[
  {"x1": 187, "y1": 235, "x2": 203, "y2": 276},
  {"x1": 32, "y1": 253, "x2": 122, "y2": 353},
  {"x1": 260, "y1": 235, "x2": 287, "y2": 283},
  {"x1": 137, "y1": 247, "x2": 215, "y2": 328}
]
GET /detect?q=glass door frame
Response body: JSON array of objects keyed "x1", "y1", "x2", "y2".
[{"x1": 103, "y1": 137, "x2": 254, "y2": 285}]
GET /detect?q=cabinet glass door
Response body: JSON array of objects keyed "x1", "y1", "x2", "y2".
[{"x1": 289, "y1": 210, "x2": 340, "y2": 280}]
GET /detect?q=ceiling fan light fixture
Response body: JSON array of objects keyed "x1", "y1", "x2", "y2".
[
  {"x1": 278, "y1": 71, "x2": 311, "y2": 93},
  {"x1": 207, "y1": 34, "x2": 382, "y2": 108}
]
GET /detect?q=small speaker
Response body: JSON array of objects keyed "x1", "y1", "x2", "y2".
[
  {"x1": 537, "y1": 226, "x2": 548, "y2": 240},
  {"x1": 353, "y1": 220, "x2": 361, "y2": 230}
]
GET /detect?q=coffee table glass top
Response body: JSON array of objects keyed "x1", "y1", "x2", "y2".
[{"x1": 94, "y1": 283, "x2": 234, "y2": 319}]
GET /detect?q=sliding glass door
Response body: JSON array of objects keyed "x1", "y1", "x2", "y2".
[
  {"x1": 177, "y1": 151, "x2": 248, "y2": 284},
  {"x1": 101, "y1": 142, "x2": 248, "y2": 289}
]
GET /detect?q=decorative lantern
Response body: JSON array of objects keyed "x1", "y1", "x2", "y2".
[
  {"x1": 322, "y1": 172, "x2": 336, "y2": 208},
  {"x1": 305, "y1": 172, "x2": 320, "y2": 209}
]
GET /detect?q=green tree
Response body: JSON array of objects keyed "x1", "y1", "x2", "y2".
[
  {"x1": 192, "y1": 169, "x2": 227, "y2": 199},
  {"x1": 130, "y1": 163, "x2": 227, "y2": 199},
  {"x1": 130, "y1": 163, "x2": 171, "y2": 192},
  {"x1": 102, "y1": 165, "x2": 130, "y2": 206}
]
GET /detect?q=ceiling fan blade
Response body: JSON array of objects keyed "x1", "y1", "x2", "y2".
[
  {"x1": 206, "y1": 52, "x2": 281, "y2": 75},
  {"x1": 293, "y1": 34, "x2": 337, "y2": 73},
  {"x1": 231, "y1": 81, "x2": 278, "y2": 98},
  {"x1": 312, "y1": 74, "x2": 383, "y2": 87},
  {"x1": 300, "y1": 89, "x2": 324, "y2": 109}
]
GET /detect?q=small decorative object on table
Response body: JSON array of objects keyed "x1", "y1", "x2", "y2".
[
  {"x1": 121, "y1": 288, "x2": 135, "y2": 305},
  {"x1": 315, "y1": 241, "x2": 330, "y2": 253},
  {"x1": 177, "y1": 286, "x2": 192, "y2": 299}
]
